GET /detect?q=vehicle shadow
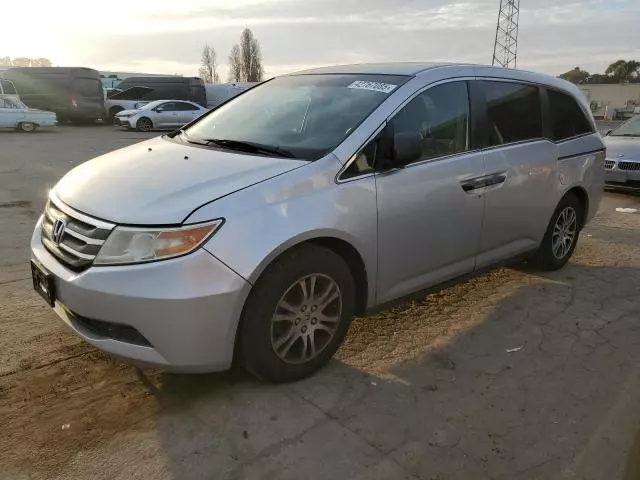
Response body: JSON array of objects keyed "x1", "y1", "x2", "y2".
[{"x1": 144, "y1": 262, "x2": 640, "y2": 480}]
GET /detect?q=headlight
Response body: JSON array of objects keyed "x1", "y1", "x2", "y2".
[
  {"x1": 116, "y1": 113, "x2": 134, "y2": 118},
  {"x1": 94, "y1": 220, "x2": 223, "y2": 266}
]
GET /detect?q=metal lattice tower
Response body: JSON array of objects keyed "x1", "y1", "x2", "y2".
[{"x1": 492, "y1": 0, "x2": 521, "y2": 68}]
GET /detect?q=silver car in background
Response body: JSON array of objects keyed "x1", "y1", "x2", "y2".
[
  {"x1": 30, "y1": 63, "x2": 604, "y2": 382},
  {"x1": 603, "y1": 115, "x2": 640, "y2": 191}
]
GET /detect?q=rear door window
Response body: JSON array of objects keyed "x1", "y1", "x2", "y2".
[
  {"x1": 547, "y1": 89, "x2": 593, "y2": 141},
  {"x1": 176, "y1": 102, "x2": 199, "y2": 111},
  {"x1": 482, "y1": 81, "x2": 542, "y2": 145}
]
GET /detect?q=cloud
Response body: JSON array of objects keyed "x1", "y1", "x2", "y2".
[{"x1": 5, "y1": 0, "x2": 638, "y2": 78}]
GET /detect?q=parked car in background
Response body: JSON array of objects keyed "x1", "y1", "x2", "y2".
[
  {"x1": 114, "y1": 100, "x2": 208, "y2": 131},
  {"x1": 0, "y1": 96, "x2": 56, "y2": 131},
  {"x1": 205, "y1": 82, "x2": 257, "y2": 109},
  {"x1": 603, "y1": 115, "x2": 640, "y2": 191},
  {"x1": 0, "y1": 78, "x2": 20, "y2": 101},
  {"x1": 114, "y1": 75, "x2": 206, "y2": 106},
  {"x1": 3, "y1": 67, "x2": 104, "y2": 123},
  {"x1": 30, "y1": 63, "x2": 603, "y2": 382},
  {"x1": 104, "y1": 86, "x2": 153, "y2": 122}
]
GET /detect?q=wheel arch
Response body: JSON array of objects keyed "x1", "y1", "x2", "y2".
[
  {"x1": 246, "y1": 235, "x2": 370, "y2": 315},
  {"x1": 136, "y1": 116, "x2": 153, "y2": 129},
  {"x1": 563, "y1": 185, "x2": 589, "y2": 228}
]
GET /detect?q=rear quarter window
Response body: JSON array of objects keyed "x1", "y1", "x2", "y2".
[
  {"x1": 1, "y1": 80, "x2": 17, "y2": 95},
  {"x1": 547, "y1": 89, "x2": 593, "y2": 141}
]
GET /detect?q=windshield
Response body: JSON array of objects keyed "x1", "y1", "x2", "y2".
[
  {"x1": 184, "y1": 74, "x2": 408, "y2": 160},
  {"x1": 611, "y1": 116, "x2": 640, "y2": 137}
]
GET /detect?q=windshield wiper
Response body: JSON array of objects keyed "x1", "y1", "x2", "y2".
[
  {"x1": 201, "y1": 138, "x2": 296, "y2": 158},
  {"x1": 614, "y1": 134, "x2": 640, "y2": 137}
]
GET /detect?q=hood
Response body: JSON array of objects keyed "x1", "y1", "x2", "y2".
[
  {"x1": 54, "y1": 136, "x2": 308, "y2": 225},
  {"x1": 116, "y1": 109, "x2": 140, "y2": 116},
  {"x1": 604, "y1": 136, "x2": 640, "y2": 162}
]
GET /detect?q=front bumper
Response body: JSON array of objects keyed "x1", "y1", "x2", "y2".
[
  {"x1": 31, "y1": 217, "x2": 251, "y2": 372},
  {"x1": 604, "y1": 159, "x2": 640, "y2": 190},
  {"x1": 113, "y1": 116, "x2": 135, "y2": 128}
]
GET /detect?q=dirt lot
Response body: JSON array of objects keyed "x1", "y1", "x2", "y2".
[{"x1": 1, "y1": 126, "x2": 640, "y2": 480}]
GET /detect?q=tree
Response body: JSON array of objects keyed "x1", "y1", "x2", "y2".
[
  {"x1": 11, "y1": 57, "x2": 32, "y2": 67},
  {"x1": 198, "y1": 44, "x2": 220, "y2": 84},
  {"x1": 228, "y1": 28, "x2": 264, "y2": 82},
  {"x1": 228, "y1": 44, "x2": 243, "y2": 82},
  {"x1": 32, "y1": 58, "x2": 52, "y2": 67},
  {"x1": 239, "y1": 28, "x2": 264, "y2": 82},
  {"x1": 0, "y1": 57, "x2": 53, "y2": 67},
  {"x1": 605, "y1": 60, "x2": 640, "y2": 82},
  {"x1": 559, "y1": 67, "x2": 590, "y2": 84}
]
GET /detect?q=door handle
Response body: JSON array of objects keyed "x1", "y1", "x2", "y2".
[{"x1": 460, "y1": 172, "x2": 506, "y2": 192}]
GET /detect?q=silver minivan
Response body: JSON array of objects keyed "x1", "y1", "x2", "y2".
[{"x1": 30, "y1": 63, "x2": 605, "y2": 382}]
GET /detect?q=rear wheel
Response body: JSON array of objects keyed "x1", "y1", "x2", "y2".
[
  {"x1": 240, "y1": 244, "x2": 355, "y2": 383},
  {"x1": 136, "y1": 117, "x2": 153, "y2": 132},
  {"x1": 19, "y1": 122, "x2": 36, "y2": 132},
  {"x1": 532, "y1": 193, "x2": 583, "y2": 271}
]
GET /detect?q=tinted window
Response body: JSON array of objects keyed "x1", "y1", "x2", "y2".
[
  {"x1": 73, "y1": 78, "x2": 102, "y2": 97},
  {"x1": 390, "y1": 81, "x2": 469, "y2": 163},
  {"x1": 547, "y1": 89, "x2": 593, "y2": 141},
  {"x1": 143, "y1": 84, "x2": 189, "y2": 101},
  {"x1": 176, "y1": 102, "x2": 198, "y2": 111},
  {"x1": 483, "y1": 81, "x2": 542, "y2": 145}
]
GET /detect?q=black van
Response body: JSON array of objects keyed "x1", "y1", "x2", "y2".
[
  {"x1": 115, "y1": 76, "x2": 206, "y2": 106},
  {"x1": 3, "y1": 67, "x2": 104, "y2": 122}
]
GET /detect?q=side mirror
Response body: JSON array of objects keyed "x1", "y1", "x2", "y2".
[
  {"x1": 605, "y1": 129, "x2": 613, "y2": 136},
  {"x1": 154, "y1": 107, "x2": 163, "y2": 112},
  {"x1": 392, "y1": 132, "x2": 422, "y2": 167}
]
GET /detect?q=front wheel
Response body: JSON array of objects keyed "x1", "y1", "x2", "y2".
[
  {"x1": 19, "y1": 122, "x2": 36, "y2": 132},
  {"x1": 532, "y1": 193, "x2": 583, "y2": 271},
  {"x1": 136, "y1": 117, "x2": 153, "y2": 132},
  {"x1": 240, "y1": 244, "x2": 355, "y2": 383}
]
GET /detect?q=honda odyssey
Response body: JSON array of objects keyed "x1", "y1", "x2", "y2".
[{"x1": 30, "y1": 63, "x2": 605, "y2": 382}]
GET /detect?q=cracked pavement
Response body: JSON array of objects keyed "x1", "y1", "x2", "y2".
[{"x1": 1, "y1": 127, "x2": 640, "y2": 479}]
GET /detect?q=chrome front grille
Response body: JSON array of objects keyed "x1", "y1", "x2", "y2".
[
  {"x1": 618, "y1": 161, "x2": 640, "y2": 171},
  {"x1": 604, "y1": 160, "x2": 615, "y2": 169},
  {"x1": 41, "y1": 195, "x2": 114, "y2": 271}
]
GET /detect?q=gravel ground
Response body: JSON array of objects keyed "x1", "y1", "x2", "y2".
[{"x1": 1, "y1": 126, "x2": 640, "y2": 480}]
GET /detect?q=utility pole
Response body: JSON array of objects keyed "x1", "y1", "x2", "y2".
[{"x1": 492, "y1": 0, "x2": 521, "y2": 68}]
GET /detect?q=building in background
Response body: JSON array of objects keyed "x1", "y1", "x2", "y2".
[{"x1": 580, "y1": 84, "x2": 640, "y2": 120}]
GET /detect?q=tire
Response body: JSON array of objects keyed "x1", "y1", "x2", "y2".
[
  {"x1": 532, "y1": 193, "x2": 583, "y2": 271},
  {"x1": 108, "y1": 107, "x2": 123, "y2": 124},
  {"x1": 136, "y1": 117, "x2": 153, "y2": 132},
  {"x1": 240, "y1": 244, "x2": 356, "y2": 383},
  {"x1": 19, "y1": 122, "x2": 36, "y2": 132}
]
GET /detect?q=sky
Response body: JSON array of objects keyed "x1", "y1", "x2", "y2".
[{"x1": 2, "y1": 0, "x2": 639, "y2": 79}]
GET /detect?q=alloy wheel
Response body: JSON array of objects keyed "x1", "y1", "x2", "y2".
[
  {"x1": 552, "y1": 206, "x2": 577, "y2": 259},
  {"x1": 270, "y1": 274, "x2": 342, "y2": 365}
]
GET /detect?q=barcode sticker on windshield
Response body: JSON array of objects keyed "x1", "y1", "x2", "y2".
[{"x1": 347, "y1": 81, "x2": 397, "y2": 94}]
